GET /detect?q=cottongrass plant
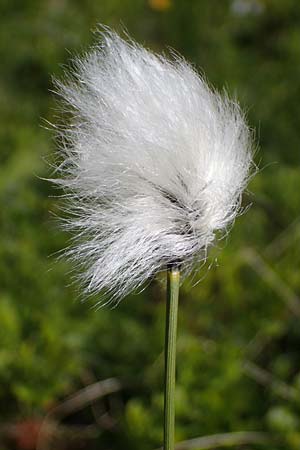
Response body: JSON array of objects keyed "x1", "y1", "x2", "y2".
[{"x1": 52, "y1": 27, "x2": 254, "y2": 450}]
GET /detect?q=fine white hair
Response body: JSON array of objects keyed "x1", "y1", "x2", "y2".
[{"x1": 52, "y1": 28, "x2": 254, "y2": 303}]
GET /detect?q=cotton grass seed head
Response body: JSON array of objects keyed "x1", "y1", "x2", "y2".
[{"x1": 52, "y1": 28, "x2": 254, "y2": 303}]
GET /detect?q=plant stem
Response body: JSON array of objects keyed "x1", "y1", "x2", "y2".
[{"x1": 164, "y1": 265, "x2": 180, "y2": 450}]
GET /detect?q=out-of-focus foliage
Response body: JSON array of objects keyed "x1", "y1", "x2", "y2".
[{"x1": 1, "y1": 0, "x2": 300, "y2": 449}]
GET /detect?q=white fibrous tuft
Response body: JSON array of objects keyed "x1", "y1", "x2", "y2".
[{"x1": 52, "y1": 28, "x2": 254, "y2": 303}]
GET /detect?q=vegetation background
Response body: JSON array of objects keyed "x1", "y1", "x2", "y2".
[{"x1": 1, "y1": 0, "x2": 300, "y2": 449}]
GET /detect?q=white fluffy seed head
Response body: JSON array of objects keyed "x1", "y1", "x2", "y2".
[{"x1": 52, "y1": 28, "x2": 254, "y2": 304}]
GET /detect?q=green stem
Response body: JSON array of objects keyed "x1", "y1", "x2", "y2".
[{"x1": 164, "y1": 265, "x2": 180, "y2": 450}]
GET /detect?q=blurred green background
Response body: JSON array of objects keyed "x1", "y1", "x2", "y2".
[{"x1": 1, "y1": 0, "x2": 300, "y2": 449}]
